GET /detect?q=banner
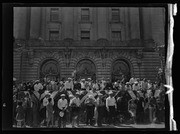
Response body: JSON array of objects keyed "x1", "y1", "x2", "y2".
[
  {"x1": 154, "y1": 89, "x2": 161, "y2": 98},
  {"x1": 128, "y1": 90, "x2": 136, "y2": 100}
]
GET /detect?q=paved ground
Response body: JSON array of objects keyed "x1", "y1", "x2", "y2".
[
  {"x1": 13, "y1": 123, "x2": 165, "y2": 129},
  {"x1": 65, "y1": 123, "x2": 165, "y2": 128}
]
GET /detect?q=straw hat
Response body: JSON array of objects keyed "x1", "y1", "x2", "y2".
[
  {"x1": 75, "y1": 92, "x2": 80, "y2": 95},
  {"x1": 126, "y1": 82, "x2": 130, "y2": 85},
  {"x1": 61, "y1": 94, "x2": 65, "y2": 97},
  {"x1": 88, "y1": 94, "x2": 94, "y2": 99},
  {"x1": 109, "y1": 90, "x2": 113, "y2": 95},
  {"x1": 97, "y1": 92, "x2": 103, "y2": 96},
  {"x1": 69, "y1": 94, "x2": 74, "y2": 98},
  {"x1": 87, "y1": 78, "x2": 91, "y2": 80}
]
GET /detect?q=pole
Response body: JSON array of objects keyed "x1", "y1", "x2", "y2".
[{"x1": 20, "y1": 51, "x2": 23, "y2": 82}]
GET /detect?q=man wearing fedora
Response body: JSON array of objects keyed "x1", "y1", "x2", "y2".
[
  {"x1": 106, "y1": 91, "x2": 117, "y2": 125},
  {"x1": 69, "y1": 92, "x2": 81, "y2": 128},
  {"x1": 85, "y1": 94, "x2": 96, "y2": 126},
  {"x1": 64, "y1": 78, "x2": 74, "y2": 91},
  {"x1": 57, "y1": 94, "x2": 68, "y2": 128},
  {"x1": 96, "y1": 92, "x2": 105, "y2": 127}
]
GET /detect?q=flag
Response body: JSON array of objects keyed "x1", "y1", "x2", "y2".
[
  {"x1": 154, "y1": 89, "x2": 161, "y2": 98},
  {"x1": 128, "y1": 90, "x2": 136, "y2": 100}
]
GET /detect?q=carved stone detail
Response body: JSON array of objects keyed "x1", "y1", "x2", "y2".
[
  {"x1": 136, "y1": 49, "x2": 144, "y2": 59},
  {"x1": 27, "y1": 49, "x2": 34, "y2": 65},
  {"x1": 97, "y1": 38, "x2": 109, "y2": 46},
  {"x1": 63, "y1": 47, "x2": 72, "y2": 67}
]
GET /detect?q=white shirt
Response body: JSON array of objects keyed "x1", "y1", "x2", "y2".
[
  {"x1": 58, "y1": 98, "x2": 68, "y2": 110},
  {"x1": 141, "y1": 81, "x2": 148, "y2": 90},
  {"x1": 43, "y1": 97, "x2": 54, "y2": 106},
  {"x1": 106, "y1": 96, "x2": 117, "y2": 108},
  {"x1": 125, "y1": 85, "x2": 132, "y2": 90},
  {"x1": 81, "y1": 82, "x2": 85, "y2": 89},
  {"x1": 64, "y1": 81, "x2": 74, "y2": 90},
  {"x1": 69, "y1": 97, "x2": 80, "y2": 107},
  {"x1": 43, "y1": 97, "x2": 49, "y2": 106},
  {"x1": 129, "y1": 78, "x2": 136, "y2": 84},
  {"x1": 93, "y1": 83, "x2": 99, "y2": 90},
  {"x1": 100, "y1": 81, "x2": 105, "y2": 90},
  {"x1": 147, "y1": 83, "x2": 152, "y2": 89},
  {"x1": 132, "y1": 84, "x2": 140, "y2": 91},
  {"x1": 34, "y1": 83, "x2": 43, "y2": 92}
]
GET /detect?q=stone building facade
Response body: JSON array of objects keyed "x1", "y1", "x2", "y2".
[{"x1": 13, "y1": 7, "x2": 165, "y2": 82}]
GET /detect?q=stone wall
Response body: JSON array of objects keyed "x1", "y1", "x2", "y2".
[{"x1": 15, "y1": 47, "x2": 161, "y2": 82}]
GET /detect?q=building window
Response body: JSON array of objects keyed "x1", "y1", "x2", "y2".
[
  {"x1": 112, "y1": 9, "x2": 120, "y2": 22},
  {"x1": 49, "y1": 31, "x2": 59, "y2": 41},
  {"x1": 50, "y1": 8, "x2": 59, "y2": 22},
  {"x1": 112, "y1": 31, "x2": 121, "y2": 40},
  {"x1": 81, "y1": 31, "x2": 90, "y2": 40},
  {"x1": 81, "y1": 8, "x2": 90, "y2": 21}
]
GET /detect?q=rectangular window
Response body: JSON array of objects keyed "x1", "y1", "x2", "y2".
[
  {"x1": 50, "y1": 8, "x2": 59, "y2": 22},
  {"x1": 112, "y1": 9, "x2": 120, "y2": 22},
  {"x1": 81, "y1": 8, "x2": 90, "y2": 21},
  {"x1": 81, "y1": 31, "x2": 90, "y2": 40},
  {"x1": 112, "y1": 31, "x2": 121, "y2": 40},
  {"x1": 49, "y1": 31, "x2": 59, "y2": 41}
]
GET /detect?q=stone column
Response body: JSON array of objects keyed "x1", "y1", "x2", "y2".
[
  {"x1": 129, "y1": 8, "x2": 140, "y2": 39},
  {"x1": 30, "y1": 7, "x2": 41, "y2": 39},
  {"x1": 14, "y1": 7, "x2": 28, "y2": 39},
  {"x1": 97, "y1": 7, "x2": 108, "y2": 39}
]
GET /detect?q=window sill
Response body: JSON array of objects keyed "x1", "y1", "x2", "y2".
[
  {"x1": 79, "y1": 21, "x2": 92, "y2": 24},
  {"x1": 48, "y1": 21, "x2": 62, "y2": 24},
  {"x1": 109, "y1": 21, "x2": 123, "y2": 24}
]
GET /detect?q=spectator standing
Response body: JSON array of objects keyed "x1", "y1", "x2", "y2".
[
  {"x1": 69, "y1": 93, "x2": 81, "y2": 128},
  {"x1": 85, "y1": 94, "x2": 96, "y2": 126},
  {"x1": 57, "y1": 94, "x2": 68, "y2": 128},
  {"x1": 46, "y1": 98, "x2": 54, "y2": 127},
  {"x1": 16, "y1": 101, "x2": 25, "y2": 127},
  {"x1": 96, "y1": 92, "x2": 105, "y2": 127},
  {"x1": 64, "y1": 78, "x2": 74, "y2": 91},
  {"x1": 106, "y1": 91, "x2": 117, "y2": 125}
]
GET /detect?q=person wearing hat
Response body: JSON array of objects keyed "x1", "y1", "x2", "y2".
[
  {"x1": 46, "y1": 97, "x2": 54, "y2": 127},
  {"x1": 129, "y1": 76, "x2": 136, "y2": 85},
  {"x1": 57, "y1": 94, "x2": 68, "y2": 128},
  {"x1": 16, "y1": 101, "x2": 25, "y2": 128},
  {"x1": 69, "y1": 92, "x2": 81, "y2": 128},
  {"x1": 96, "y1": 92, "x2": 105, "y2": 127},
  {"x1": 106, "y1": 90, "x2": 117, "y2": 125},
  {"x1": 40, "y1": 91, "x2": 51, "y2": 126},
  {"x1": 64, "y1": 78, "x2": 74, "y2": 91},
  {"x1": 85, "y1": 94, "x2": 96, "y2": 126},
  {"x1": 141, "y1": 78, "x2": 148, "y2": 91},
  {"x1": 132, "y1": 81, "x2": 140, "y2": 91},
  {"x1": 125, "y1": 82, "x2": 132, "y2": 91},
  {"x1": 87, "y1": 78, "x2": 93, "y2": 90},
  {"x1": 80, "y1": 79, "x2": 86, "y2": 90}
]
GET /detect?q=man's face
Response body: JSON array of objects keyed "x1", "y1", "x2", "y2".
[{"x1": 62, "y1": 96, "x2": 65, "y2": 100}]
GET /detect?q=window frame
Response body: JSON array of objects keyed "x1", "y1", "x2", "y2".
[
  {"x1": 111, "y1": 8, "x2": 120, "y2": 22},
  {"x1": 50, "y1": 8, "x2": 59, "y2": 22},
  {"x1": 81, "y1": 8, "x2": 90, "y2": 21},
  {"x1": 111, "y1": 31, "x2": 122, "y2": 41},
  {"x1": 81, "y1": 30, "x2": 90, "y2": 40},
  {"x1": 49, "y1": 30, "x2": 60, "y2": 41}
]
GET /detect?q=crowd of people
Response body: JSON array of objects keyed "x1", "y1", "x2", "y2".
[{"x1": 13, "y1": 69, "x2": 165, "y2": 128}]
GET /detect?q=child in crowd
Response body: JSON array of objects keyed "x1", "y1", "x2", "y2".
[{"x1": 16, "y1": 101, "x2": 25, "y2": 127}]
